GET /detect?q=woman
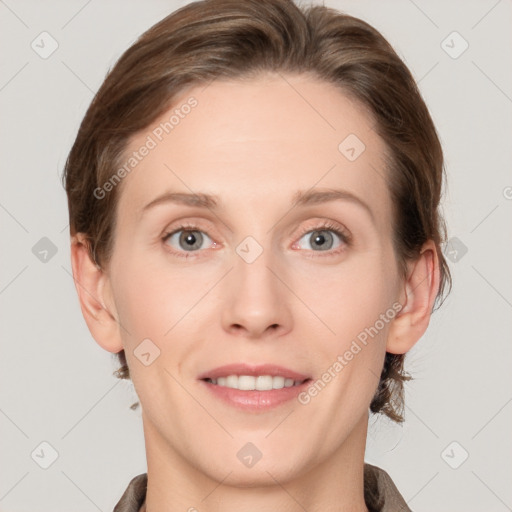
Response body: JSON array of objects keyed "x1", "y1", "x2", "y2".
[{"x1": 63, "y1": 0, "x2": 451, "y2": 510}]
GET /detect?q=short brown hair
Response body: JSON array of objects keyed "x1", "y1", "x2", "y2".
[{"x1": 63, "y1": 0, "x2": 452, "y2": 423}]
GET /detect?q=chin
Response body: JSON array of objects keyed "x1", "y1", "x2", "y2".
[{"x1": 217, "y1": 463, "x2": 305, "y2": 489}]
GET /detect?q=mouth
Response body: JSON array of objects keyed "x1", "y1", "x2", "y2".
[
  {"x1": 197, "y1": 363, "x2": 313, "y2": 411},
  {"x1": 202, "y1": 375, "x2": 311, "y2": 391}
]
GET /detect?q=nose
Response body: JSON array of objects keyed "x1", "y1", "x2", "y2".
[{"x1": 221, "y1": 242, "x2": 292, "y2": 339}]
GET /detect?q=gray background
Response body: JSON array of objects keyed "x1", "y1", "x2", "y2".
[{"x1": 1, "y1": 0, "x2": 511, "y2": 510}]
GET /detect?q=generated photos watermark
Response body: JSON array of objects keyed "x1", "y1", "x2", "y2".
[
  {"x1": 93, "y1": 96, "x2": 198, "y2": 200},
  {"x1": 297, "y1": 301, "x2": 403, "y2": 405}
]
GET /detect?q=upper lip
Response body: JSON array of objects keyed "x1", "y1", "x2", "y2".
[{"x1": 197, "y1": 363, "x2": 311, "y2": 381}]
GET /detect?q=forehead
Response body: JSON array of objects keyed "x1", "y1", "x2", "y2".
[{"x1": 117, "y1": 73, "x2": 391, "y2": 224}]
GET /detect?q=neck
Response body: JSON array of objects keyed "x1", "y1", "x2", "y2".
[{"x1": 142, "y1": 412, "x2": 369, "y2": 512}]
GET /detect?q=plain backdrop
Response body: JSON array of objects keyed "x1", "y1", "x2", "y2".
[{"x1": 0, "y1": 1, "x2": 511, "y2": 511}]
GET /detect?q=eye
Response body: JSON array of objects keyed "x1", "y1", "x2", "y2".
[
  {"x1": 162, "y1": 221, "x2": 350, "y2": 259},
  {"x1": 163, "y1": 225, "x2": 215, "y2": 256},
  {"x1": 292, "y1": 221, "x2": 350, "y2": 255}
]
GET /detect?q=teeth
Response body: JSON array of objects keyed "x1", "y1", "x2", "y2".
[{"x1": 207, "y1": 375, "x2": 303, "y2": 390}]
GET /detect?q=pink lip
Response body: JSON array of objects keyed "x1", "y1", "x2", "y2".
[
  {"x1": 199, "y1": 379, "x2": 312, "y2": 412},
  {"x1": 197, "y1": 363, "x2": 312, "y2": 412},
  {"x1": 197, "y1": 363, "x2": 311, "y2": 381}
]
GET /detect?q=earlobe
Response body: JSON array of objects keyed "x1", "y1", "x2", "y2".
[
  {"x1": 386, "y1": 240, "x2": 441, "y2": 355},
  {"x1": 70, "y1": 233, "x2": 124, "y2": 353}
]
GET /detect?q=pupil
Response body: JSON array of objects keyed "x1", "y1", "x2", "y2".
[
  {"x1": 312, "y1": 231, "x2": 332, "y2": 250},
  {"x1": 180, "y1": 231, "x2": 201, "y2": 250}
]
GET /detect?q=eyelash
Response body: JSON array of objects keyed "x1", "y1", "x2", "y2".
[{"x1": 162, "y1": 220, "x2": 352, "y2": 259}]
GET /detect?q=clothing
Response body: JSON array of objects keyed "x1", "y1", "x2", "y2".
[{"x1": 113, "y1": 463, "x2": 411, "y2": 512}]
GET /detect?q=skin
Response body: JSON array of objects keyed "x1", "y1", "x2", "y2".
[{"x1": 71, "y1": 72, "x2": 440, "y2": 512}]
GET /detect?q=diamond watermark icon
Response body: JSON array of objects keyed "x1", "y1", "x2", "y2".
[
  {"x1": 443, "y1": 237, "x2": 468, "y2": 263},
  {"x1": 134, "y1": 338, "x2": 161, "y2": 366},
  {"x1": 338, "y1": 134, "x2": 366, "y2": 162},
  {"x1": 31, "y1": 31, "x2": 59, "y2": 59},
  {"x1": 441, "y1": 441, "x2": 469, "y2": 469},
  {"x1": 32, "y1": 237, "x2": 58, "y2": 263},
  {"x1": 441, "y1": 31, "x2": 469, "y2": 59},
  {"x1": 31, "y1": 441, "x2": 59, "y2": 469},
  {"x1": 236, "y1": 236, "x2": 263, "y2": 264},
  {"x1": 237, "y1": 442, "x2": 263, "y2": 468}
]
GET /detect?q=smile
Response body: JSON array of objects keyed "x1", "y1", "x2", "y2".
[{"x1": 203, "y1": 375, "x2": 308, "y2": 390}]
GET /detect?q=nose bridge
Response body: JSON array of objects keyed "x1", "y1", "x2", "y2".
[
  {"x1": 221, "y1": 233, "x2": 291, "y2": 337},
  {"x1": 235, "y1": 236, "x2": 276, "y2": 291}
]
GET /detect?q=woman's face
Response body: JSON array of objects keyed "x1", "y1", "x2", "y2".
[{"x1": 105, "y1": 73, "x2": 404, "y2": 484}]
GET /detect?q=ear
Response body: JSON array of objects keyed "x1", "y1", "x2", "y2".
[
  {"x1": 386, "y1": 239, "x2": 441, "y2": 354},
  {"x1": 70, "y1": 233, "x2": 124, "y2": 353}
]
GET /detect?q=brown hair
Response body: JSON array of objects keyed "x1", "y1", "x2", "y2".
[{"x1": 63, "y1": 0, "x2": 452, "y2": 424}]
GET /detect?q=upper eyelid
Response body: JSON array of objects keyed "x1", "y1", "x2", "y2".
[
  {"x1": 297, "y1": 221, "x2": 350, "y2": 237},
  {"x1": 163, "y1": 220, "x2": 347, "y2": 237}
]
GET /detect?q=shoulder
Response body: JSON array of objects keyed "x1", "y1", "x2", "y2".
[
  {"x1": 113, "y1": 473, "x2": 147, "y2": 512},
  {"x1": 364, "y1": 463, "x2": 412, "y2": 512}
]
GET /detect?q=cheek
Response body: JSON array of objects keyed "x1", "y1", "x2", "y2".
[
  {"x1": 292, "y1": 255, "x2": 397, "y2": 412},
  {"x1": 292, "y1": 252, "x2": 397, "y2": 345},
  {"x1": 111, "y1": 252, "x2": 215, "y2": 343}
]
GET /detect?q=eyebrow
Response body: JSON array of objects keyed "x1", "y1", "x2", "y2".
[{"x1": 141, "y1": 188, "x2": 374, "y2": 223}]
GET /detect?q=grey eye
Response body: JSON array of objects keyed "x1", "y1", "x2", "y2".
[
  {"x1": 166, "y1": 230, "x2": 212, "y2": 252},
  {"x1": 297, "y1": 230, "x2": 342, "y2": 251}
]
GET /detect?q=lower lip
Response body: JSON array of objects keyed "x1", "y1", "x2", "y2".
[{"x1": 199, "y1": 379, "x2": 312, "y2": 412}]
